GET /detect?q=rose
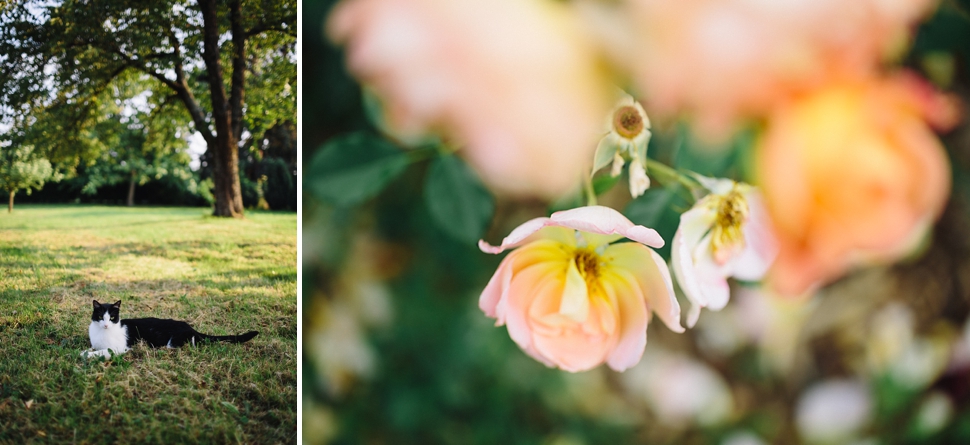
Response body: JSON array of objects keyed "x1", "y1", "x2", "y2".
[
  {"x1": 479, "y1": 206, "x2": 683, "y2": 372},
  {"x1": 756, "y1": 73, "x2": 954, "y2": 295}
]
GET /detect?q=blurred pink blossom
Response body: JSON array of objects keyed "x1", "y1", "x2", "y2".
[
  {"x1": 328, "y1": 0, "x2": 612, "y2": 198},
  {"x1": 601, "y1": 0, "x2": 936, "y2": 138}
]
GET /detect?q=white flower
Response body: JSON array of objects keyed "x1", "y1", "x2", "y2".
[
  {"x1": 592, "y1": 93, "x2": 652, "y2": 197},
  {"x1": 672, "y1": 176, "x2": 777, "y2": 327}
]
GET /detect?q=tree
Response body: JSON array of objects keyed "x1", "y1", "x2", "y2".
[
  {"x1": 0, "y1": 144, "x2": 54, "y2": 213},
  {"x1": 0, "y1": 0, "x2": 296, "y2": 217},
  {"x1": 80, "y1": 111, "x2": 195, "y2": 206}
]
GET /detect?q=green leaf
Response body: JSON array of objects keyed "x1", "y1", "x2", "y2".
[
  {"x1": 623, "y1": 186, "x2": 688, "y2": 259},
  {"x1": 220, "y1": 401, "x2": 240, "y2": 414},
  {"x1": 424, "y1": 153, "x2": 495, "y2": 244},
  {"x1": 591, "y1": 138, "x2": 617, "y2": 176},
  {"x1": 306, "y1": 133, "x2": 411, "y2": 207},
  {"x1": 672, "y1": 125, "x2": 756, "y2": 181},
  {"x1": 592, "y1": 173, "x2": 622, "y2": 195}
]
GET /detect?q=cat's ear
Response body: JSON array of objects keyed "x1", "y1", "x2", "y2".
[
  {"x1": 112, "y1": 300, "x2": 121, "y2": 308},
  {"x1": 93, "y1": 300, "x2": 101, "y2": 308}
]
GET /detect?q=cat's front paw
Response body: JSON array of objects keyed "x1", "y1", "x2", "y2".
[{"x1": 81, "y1": 349, "x2": 111, "y2": 359}]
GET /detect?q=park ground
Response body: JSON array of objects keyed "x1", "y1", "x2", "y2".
[{"x1": 0, "y1": 205, "x2": 296, "y2": 444}]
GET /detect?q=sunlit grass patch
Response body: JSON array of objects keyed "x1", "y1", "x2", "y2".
[{"x1": 0, "y1": 205, "x2": 296, "y2": 444}]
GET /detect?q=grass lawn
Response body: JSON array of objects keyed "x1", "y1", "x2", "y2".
[{"x1": 0, "y1": 205, "x2": 296, "y2": 444}]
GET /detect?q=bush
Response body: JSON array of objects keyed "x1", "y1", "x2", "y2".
[
  {"x1": 240, "y1": 176, "x2": 262, "y2": 209},
  {"x1": 261, "y1": 157, "x2": 296, "y2": 211}
]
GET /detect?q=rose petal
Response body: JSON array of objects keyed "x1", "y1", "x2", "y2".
[
  {"x1": 479, "y1": 250, "x2": 517, "y2": 319},
  {"x1": 550, "y1": 206, "x2": 664, "y2": 248},
  {"x1": 607, "y1": 242, "x2": 684, "y2": 333},
  {"x1": 480, "y1": 240, "x2": 565, "y2": 323},
  {"x1": 671, "y1": 205, "x2": 715, "y2": 327},
  {"x1": 479, "y1": 217, "x2": 550, "y2": 254},
  {"x1": 559, "y1": 259, "x2": 590, "y2": 323},
  {"x1": 693, "y1": 174, "x2": 736, "y2": 195},
  {"x1": 532, "y1": 290, "x2": 618, "y2": 372},
  {"x1": 731, "y1": 190, "x2": 778, "y2": 281},
  {"x1": 505, "y1": 261, "x2": 562, "y2": 352},
  {"x1": 480, "y1": 206, "x2": 665, "y2": 254},
  {"x1": 603, "y1": 269, "x2": 650, "y2": 371},
  {"x1": 692, "y1": 235, "x2": 731, "y2": 311}
]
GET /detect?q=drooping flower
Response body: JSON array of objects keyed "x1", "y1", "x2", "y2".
[
  {"x1": 756, "y1": 73, "x2": 955, "y2": 295},
  {"x1": 328, "y1": 0, "x2": 612, "y2": 199},
  {"x1": 672, "y1": 176, "x2": 777, "y2": 327},
  {"x1": 592, "y1": 94, "x2": 653, "y2": 197},
  {"x1": 479, "y1": 206, "x2": 683, "y2": 372}
]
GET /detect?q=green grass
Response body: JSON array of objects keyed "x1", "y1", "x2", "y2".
[{"x1": 0, "y1": 205, "x2": 296, "y2": 444}]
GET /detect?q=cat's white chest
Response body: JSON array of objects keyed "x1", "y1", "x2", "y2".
[{"x1": 88, "y1": 320, "x2": 128, "y2": 354}]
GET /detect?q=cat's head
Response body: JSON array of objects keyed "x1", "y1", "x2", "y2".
[{"x1": 91, "y1": 300, "x2": 121, "y2": 329}]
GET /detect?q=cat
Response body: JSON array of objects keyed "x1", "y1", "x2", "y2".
[{"x1": 81, "y1": 299, "x2": 259, "y2": 359}]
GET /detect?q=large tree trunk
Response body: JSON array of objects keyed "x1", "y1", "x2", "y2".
[
  {"x1": 199, "y1": 0, "x2": 245, "y2": 218},
  {"x1": 126, "y1": 171, "x2": 136, "y2": 207},
  {"x1": 8, "y1": 190, "x2": 13, "y2": 213}
]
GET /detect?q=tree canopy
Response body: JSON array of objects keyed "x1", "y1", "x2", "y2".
[
  {"x1": 0, "y1": 143, "x2": 55, "y2": 212},
  {"x1": 0, "y1": 0, "x2": 296, "y2": 216}
]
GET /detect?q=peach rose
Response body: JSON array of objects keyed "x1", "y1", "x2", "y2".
[
  {"x1": 479, "y1": 206, "x2": 683, "y2": 372},
  {"x1": 593, "y1": 0, "x2": 936, "y2": 138},
  {"x1": 328, "y1": 0, "x2": 611, "y2": 199},
  {"x1": 756, "y1": 73, "x2": 955, "y2": 295}
]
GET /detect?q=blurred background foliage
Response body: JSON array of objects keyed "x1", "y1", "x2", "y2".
[
  {"x1": 304, "y1": 0, "x2": 970, "y2": 443},
  {"x1": 12, "y1": 119, "x2": 296, "y2": 210}
]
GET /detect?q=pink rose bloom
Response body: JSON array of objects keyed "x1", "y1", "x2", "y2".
[
  {"x1": 603, "y1": 0, "x2": 935, "y2": 137},
  {"x1": 328, "y1": 0, "x2": 612, "y2": 198},
  {"x1": 479, "y1": 206, "x2": 683, "y2": 372},
  {"x1": 756, "y1": 73, "x2": 955, "y2": 295}
]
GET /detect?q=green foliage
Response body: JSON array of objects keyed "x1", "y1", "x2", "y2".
[
  {"x1": 306, "y1": 132, "x2": 412, "y2": 207},
  {"x1": 196, "y1": 178, "x2": 216, "y2": 206},
  {"x1": 424, "y1": 153, "x2": 495, "y2": 244},
  {"x1": 262, "y1": 157, "x2": 296, "y2": 211},
  {"x1": 0, "y1": 0, "x2": 296, "y2": 215},
  {"x1": 77, "y1": 109, "x2": 195, "y2": 202},
  {"x1": 0, "y1": 144, "x2": 55, "y2": 198},
  {"x1": 240, "y1": 175, "x2": 263, "y2": 209},
  {"x1": 623, "y1": 186, "x2": 690, "y2": 259}
]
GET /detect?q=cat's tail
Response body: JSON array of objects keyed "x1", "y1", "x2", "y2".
[{"x1": 197, "y1": 331, "x2": 259, "y2": 344}]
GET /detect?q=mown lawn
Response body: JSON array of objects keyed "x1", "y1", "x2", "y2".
[{"x1": 0, "y1": 205, "x2": 296, "y2": 444}]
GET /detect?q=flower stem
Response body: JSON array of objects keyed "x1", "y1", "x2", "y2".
[
  {"x1": 645, "y1": 159, "x2": 703, "y2": 192},
  {"x1": 584, "y1": 173, "x2": 598, "y2": 206}
]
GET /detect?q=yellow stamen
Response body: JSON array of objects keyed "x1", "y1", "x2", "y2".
[
  {"x1": 709, "y1": 188, "x2": 749, "y2": 264},
  {"x1": 572, "y1": 248, "x2": 602, "y2": 290}
]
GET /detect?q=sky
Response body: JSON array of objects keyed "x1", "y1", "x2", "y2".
[{"x1": 188, "y1": 131, "x2": 206, "y2": 171}]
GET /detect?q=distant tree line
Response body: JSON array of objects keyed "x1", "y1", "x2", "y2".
[{"x1": 17, "y1": 121, "x2": 296, "y2": 211}]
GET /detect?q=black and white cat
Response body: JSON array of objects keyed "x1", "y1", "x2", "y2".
[{"x1": 82, "y1": 300, "x2": 259, "y2": 359}]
